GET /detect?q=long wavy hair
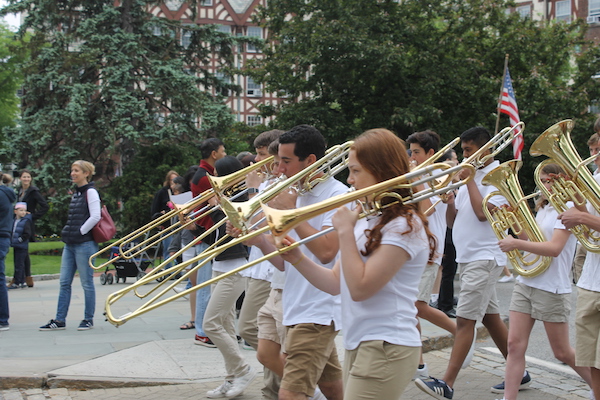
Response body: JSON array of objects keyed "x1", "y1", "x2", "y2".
[{"x1": 352, "y1": 129, "x2": 437, "y2": 260}]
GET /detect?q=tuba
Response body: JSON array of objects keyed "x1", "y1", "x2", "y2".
[
  {"x1": 482, "y1": 160, "x2": 551, "y2": 277},
  {"x1": 530, "y1": 119, "x2": 600, "y2": 252}
]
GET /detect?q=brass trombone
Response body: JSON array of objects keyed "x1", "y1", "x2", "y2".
[
  {"x1": 104, "y1": 161, "x2": 476, "y2": 326},
  {"x1": 530, "y1": 119, "x2": 600, "y2": 252},
  {"x1": 88, "y1": 156, "x2": 274, "y2": 270},
  {"x1": 463, "y1": 122, "x2": 524, "y2": 168},
  {"x1": 481, "y1": 160, "x2": 551, "y2": 277}
]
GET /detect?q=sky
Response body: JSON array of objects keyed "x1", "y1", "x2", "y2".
[{"x1": 0, "y1": 0, "x2": 20, "y2": 31}]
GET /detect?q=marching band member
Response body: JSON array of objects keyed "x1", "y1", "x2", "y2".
[
  {"x1": 492, "y1": 163, "x2": 592, "y2": 400},
  {"x1": 279, "y1": 128, "x2": 435, "y2": 399}
]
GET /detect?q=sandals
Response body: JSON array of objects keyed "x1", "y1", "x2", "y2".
[{"x1": 180, "y1": 321, "x2": 195, "y2": 330}]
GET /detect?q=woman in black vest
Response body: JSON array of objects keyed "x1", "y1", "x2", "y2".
[
  {"x1": 17, "y1": 170, "x2": 49, "y2": 287},
  {"x1": 39, "y1": 160, "x2": 101, "y2": 332}
]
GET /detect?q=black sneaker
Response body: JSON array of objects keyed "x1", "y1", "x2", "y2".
[
  {"x1": 77, "y1": 320, "x2": 94, "y2": 331},
  {"x1": 39, "y1": 319, "x2": 66, "y2": 331},
  {"x1": 490, "y1": 371, "x2": 531, "y2": 393},
  {"x1": 415, "y1": 377, "x2": 453, "y2": 399}
]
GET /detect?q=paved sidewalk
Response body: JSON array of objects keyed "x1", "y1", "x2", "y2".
[{"x1": 0, "y1": 276, "x2": 592, "y2": 399}]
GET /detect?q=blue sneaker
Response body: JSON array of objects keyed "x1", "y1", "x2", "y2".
[
  {"x1": 490, "y1": 370, "x2": 531, "y2": 393},
  {"x1": 39, "y1": 319, "x2": 66, "y2": 331},
  {"x1": 415, "y1": 377, "x2": 453, "y2": 399},
  {"x1": 77, "y1": 320, "x2": 94, "y2": 331}
]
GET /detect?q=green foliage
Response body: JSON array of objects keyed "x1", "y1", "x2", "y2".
[
  {"x1": 103, "y1": 142, "x2": 201, "y2": 234},
  {"x1": 253, "y1": 0, "x2": 600, "y2": 193},
  {"x1": 0, "y1": 0, "x2": 251, "y2": 234},
  {"x1": 0, "y1": 22, "x2": 27, "y2": 136}
]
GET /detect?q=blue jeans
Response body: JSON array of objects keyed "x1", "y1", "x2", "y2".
[
  {"x1": 161, "y1": 234, "x2": 173, "y2": 270},
  {"x1": 56, "y1": 241, "x2": 98, "y2": 322},
  {"x1": 195, "y1": 242, "x2": 213, "y2": 337},
  {"x1": 0, "y1": 237, "x2": 10, "y2": 325}
]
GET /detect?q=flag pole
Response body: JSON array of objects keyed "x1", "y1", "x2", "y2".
[{"x1": 495, "y1": 54, "x2": 510, "y2": 135}]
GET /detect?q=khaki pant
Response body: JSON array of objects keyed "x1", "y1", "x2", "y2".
[
  {"x1": 343, "y1": 341, "x2": 420, "y2": 400},
  {"x1": 203, "y1": 271, "x2": 248, "y2": 378}
]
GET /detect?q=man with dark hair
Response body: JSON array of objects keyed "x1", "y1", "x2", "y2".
[
  {"x1": 417, "y1": 126, "x2": 510, "y2": 399},
  {"x1": 406, "y1": 130, "x2": 441, "y2": 155},
  {"x1": 189, "y1": 137, "x2": 226, "y2": 348},
  {"x1": 248, "y1": 125, "x2": 346, "y2": 400}
]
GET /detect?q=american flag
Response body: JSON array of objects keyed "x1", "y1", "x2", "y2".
[{"x1": 499, "y1": 68, "x2": 523, "y2": 160}]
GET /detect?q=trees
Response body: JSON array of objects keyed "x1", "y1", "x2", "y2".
[
  {"x1": 0, "y1": 22, "x2": 26, "y2": 135},
  {"x1": 0, "y1": 0, "x2": 246, "y2": 235},
  {"x1": 252, "y1": 0, "x2": 600, "y2": 192}
]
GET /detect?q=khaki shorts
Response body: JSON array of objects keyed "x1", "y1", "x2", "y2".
[
  {"x1": 509, "y1": 281, "x2": 570, "y2": 323},
  {"x1": 417, "y1": 262, "x2": 440, "y2": 302},
  {"x1": 343, "y1": 341, "x2": 420, "y2": 400},
  {"x1": 281, "y1": 322, "x2": 343, "y2": 397},
  {"x1": 456, "y1": 260, "x2": 503, "y2": 321},
  {"x1": 257, "y1": 289, "x2": 286, "y2": 351},
  {"x1": 576, "y1": 287, "x2": 600, "y2": 368}
]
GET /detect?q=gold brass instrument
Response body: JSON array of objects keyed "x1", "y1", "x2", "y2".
[
  {"x1": 463, "y1": 122, "x2": 524, "y2": 169},
  {"x1": 104, "y1": 161, "x2": 475, "y2": 326},
  {"x1": 530, "y1": 119, "x2": 600, "y2": 252},
  {"x1": 104, "y1": 142, "x2": 354, "y2": 324},
  {"x1": 220, "y1": 141, "x2": 354, "y2": 232},
  {"x1": 481, "y1": 160, "x2": 552, "y2": 277},
  {"x1": 88, "y1": 156, "x2": 273, "y2": 269}
]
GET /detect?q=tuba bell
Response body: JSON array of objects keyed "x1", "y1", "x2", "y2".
[
  {"x1": 530, "y1": 119, "x2": 600, "y2": 252},
  {"x1": 482, "y1": 160, "x2": 552, "y2": 278}
]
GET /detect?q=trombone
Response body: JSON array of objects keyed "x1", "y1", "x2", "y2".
[
  {"x1": 104, "y1": 161, "x2": 476, "y2": 326},
  {"x1": 481, "y1": 160, "x2": 551, "y2": 277},
  {"x1": 463, "y1": 122, "x2": 524, "y2": 169},
  {"x1": 88, "y1": 156, "x2": 274, "y2": 270},
  {"x1": 530, "y1": 119, "x2": 600, "y2": 252},
  {"x1": 104, "y1": 142, "x2": 354, "y2": 323}
]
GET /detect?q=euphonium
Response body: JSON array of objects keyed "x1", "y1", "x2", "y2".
[
  {"x1": 530, "y1": 119, "x2": 600, "y2": 252},
  {"x1": 481, "y1": 160, "x2": 552, "y2": 278}
]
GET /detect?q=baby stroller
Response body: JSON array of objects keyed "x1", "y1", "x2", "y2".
[{"x1": 99, "y1": 231, "x2": 160, "y2": 284}]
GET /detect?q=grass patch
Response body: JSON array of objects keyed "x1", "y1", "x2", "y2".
[{"x1": 5, "y1": 241, "x2": 113, "y2": 276}]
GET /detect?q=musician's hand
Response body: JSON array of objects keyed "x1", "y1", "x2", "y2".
[
  {"x1": 558, "y1": 207, "x2": 587, "y2": 229},
  {"x1": 457, "y1": 166, "x2": 471, "y2": 181},
  {"x1": 225, "y1": 221, "x2": 243, "y2": 238},
  {"x1": 442, "y1": 191, "x2": 455, "y2": 205},
  {"x1": 269, "y1": 189, "x2": 298, "y2": 210},
  {"x1": 246, "y1": 166, "x2": 262, "y2": 190},
  {"x1": 208, "y1": 196, "x2": 219, "y2": 207},
  {"x1": 332, "y1": 205, "x2": 360, "y2": 233},
  {"x1": 498, "y1": 236, "x2": 519, "y2": 252},
  {"x1": 278, "y1": 236, "x2": 304, "y2": 264}
]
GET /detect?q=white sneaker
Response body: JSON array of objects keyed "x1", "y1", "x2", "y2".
[
  {"x1": 309, "y1": 387, "x2": 327, "y2": 400},
  {"x1": 172, "y1": 285, "x2": 188, "y2": 300},
  {"x1": 498, "y1": 275, "x2": 514, "y2": 283},
  {"x1": 225, "y1": 366, "x2": 257, "y2": 398},
  {"x1": 462, "y1": 329, "x2": 477, "y2": 369},
  {"x1": 412, "y1": 363, "x2": 429, "y2": 381},
  {"x1": 207, "y1": 380, "x2": 233, "y2": 398}
]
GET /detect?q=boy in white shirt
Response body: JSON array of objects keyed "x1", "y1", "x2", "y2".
[{"x1": 416, "y1": 126, "x2": 510, "y2": 399}]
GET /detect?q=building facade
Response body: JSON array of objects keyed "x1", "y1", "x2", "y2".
[{"x1": 150, "y1": 0, "x2": 276, "y2": 127}]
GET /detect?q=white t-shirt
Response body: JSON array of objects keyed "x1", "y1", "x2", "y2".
[
  {"x1": 577, "y1": 175, "x2": 600, "y2": 293},
  {"x1": 517, "y1": 203, "x2": 576, "y2": 294},
  {"x1": 282, "y1": 177, "x2": 348, "y2": 328},
  {"x1": 428, "y1": 194, "x2": 447, "y2": 265},
  {"x1": 453, "y1": 160, "x2": 507, "y2": 264},
  {"x1": 341, "y1": 214, "x2": 429, "y2": 350},
  {"x1": 245, "y1": 180, "x2": 274, "y2": 281}
]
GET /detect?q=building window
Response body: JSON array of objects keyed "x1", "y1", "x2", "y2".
[
  {"x1": 516, "y1": 4, "x2": 531, "y2": 19},
  {"x1": 247, "y1": 115, "x2": 262, "y2": 127},
  {"x1": 217, "y1": 24, "x2": 231, "y2": 35},
  {"x1": 181, "y1": 29, "x2": 192, "y2": 48},
  {"x1": 246, "y1": 77, "x2": 262, "y2": 97},
  {"x1": 216, "y1": 71, "x2": 231, "y2": 96},
  {"x1": 589, "y1": 0, "x2": 600, "y2": 23},
  {"x1": 246, "y1": 26, "x2": 262, "y2": 53},
  {"x1": 555, "y1": 0, "x2": 571, "y2": 22},
  {"x1": 200, "y1": 0, "x2": 213, "y2": 6}
]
